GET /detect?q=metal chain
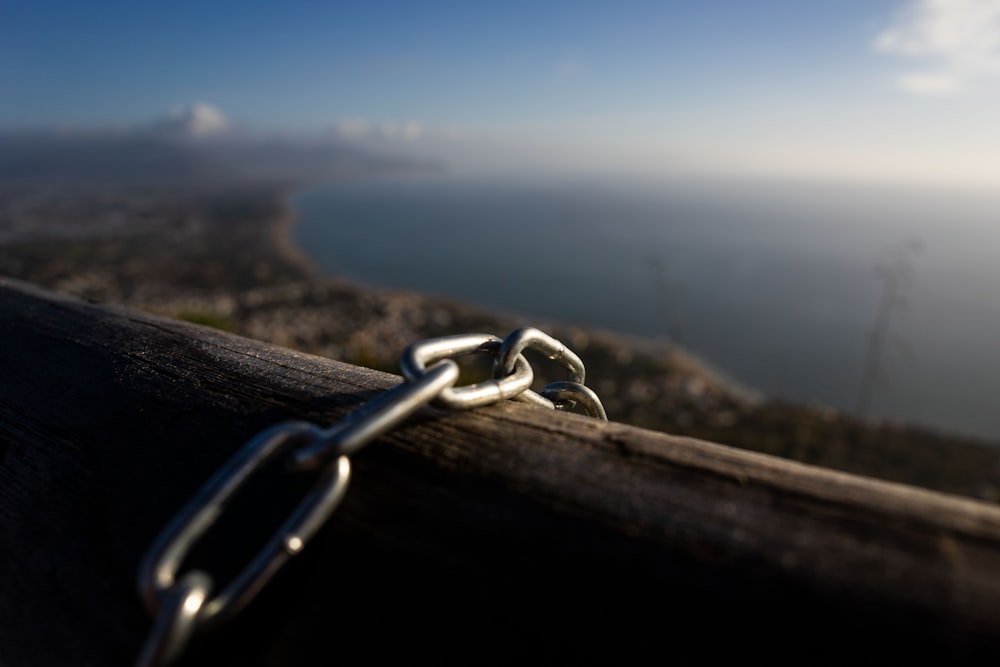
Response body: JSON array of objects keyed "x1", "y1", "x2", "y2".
[{"x1": 135, "y1": 327, "x2": 606, "y2": 666}]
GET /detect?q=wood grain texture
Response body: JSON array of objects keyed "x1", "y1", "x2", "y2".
[{"x1": 2, "y1": 276, "x2": 1000, "y2": 665}]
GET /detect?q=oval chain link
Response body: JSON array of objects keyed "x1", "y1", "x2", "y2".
[
  {"x1": 136, "y1": 327, "x2": 607, "y2": 666},
  {"x1": 137, "y1": 423, "x2": 352, "y2": 628}
]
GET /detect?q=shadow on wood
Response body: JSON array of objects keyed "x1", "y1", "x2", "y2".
[{"x1": 1, "y1": 277, "x2": 999, "y2": 665}]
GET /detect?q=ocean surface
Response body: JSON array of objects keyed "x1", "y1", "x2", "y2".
[{"x1": 292, "y1": 176, "x2": 1000, "y2": 443}]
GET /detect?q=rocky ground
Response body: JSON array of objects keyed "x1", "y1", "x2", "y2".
[{"x1": 3, "y1": 182, "x2": 999, "y2": 502}]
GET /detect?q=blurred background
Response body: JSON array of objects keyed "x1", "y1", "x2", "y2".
[{"x1": 3, "y1": 1, "x2": 1000, "y2": 498}]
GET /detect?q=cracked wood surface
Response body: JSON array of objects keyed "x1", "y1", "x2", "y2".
[{"x1": 2, "y1": 277, "x2": 1000, "y2": 665}]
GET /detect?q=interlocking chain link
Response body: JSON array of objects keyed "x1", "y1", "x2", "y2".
[{"x1": 135, "y1": 327, "x2": 606, "y2": 666}]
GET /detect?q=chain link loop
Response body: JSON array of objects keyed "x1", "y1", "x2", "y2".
[
  {"x1": 292, "y1": 358, "x2": 461, "y2": 470},
  {"x1": 496, "y1": 327, "x2": 590, "y2": 412},
  {"x1": 401, "y1": 333, "x2": 534, "y2": 409},
  {"x1": 136, "y1": 327, "x2": 606, "y2": 666},
  {"x1": 137, "y1": 422, "x2": 351, "y2": 629},
  {"x1": 540, "y1": 380, "x2": 608, "y2": 420}
]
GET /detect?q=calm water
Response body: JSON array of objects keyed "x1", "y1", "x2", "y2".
[{"x1": 292, "y1": 176, "x2": 1000, "y2": 443}]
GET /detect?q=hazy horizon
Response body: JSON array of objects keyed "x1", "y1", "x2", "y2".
[{"x1": 5, "y1": 1, "x2": 1000, "y2": 190}]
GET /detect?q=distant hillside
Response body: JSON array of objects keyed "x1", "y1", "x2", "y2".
[{"x1": 0, "y1": 124, "x2": 439, "y2": 186}]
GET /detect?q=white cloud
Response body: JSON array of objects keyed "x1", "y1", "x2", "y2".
[
  {"x1": 333, "y1": 117, "x2": 372, "y2": 139},
  {"x1": 163, "y1": 102, "x2": 229, "y2": 136},
  {"x1": 380, "y1": 120, "x2": 423, "y2": 141},
  {"x1": 876, "y1": 0, "x2": 1000, "y2": 94},
  {"x1": 897, "y1": 71, "x2": 963, "y2": 95}
]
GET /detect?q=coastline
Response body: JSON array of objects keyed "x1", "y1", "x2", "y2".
[
  {"x1": 278, "y1": 178, "x2": 1000, "y2": 445},
  {"x1": 274, "y1": 185, "x2": 758, "y2": 403},
  {"x1": 271, "y1": 190, "x2": 319, "y2": 277}
]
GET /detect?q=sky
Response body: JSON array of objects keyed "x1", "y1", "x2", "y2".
[{"x1": 4, "y1": 0, "x2": 1000, "y2": 187}]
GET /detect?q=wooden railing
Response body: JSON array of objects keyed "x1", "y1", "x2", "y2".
[{"x1": 2, "y1": 277, "x2": 1000, "y2": 665}]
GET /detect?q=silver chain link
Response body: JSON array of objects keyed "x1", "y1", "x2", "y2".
[{"x1": 135, "y1": 327, "x2": 607, "y2": 666}]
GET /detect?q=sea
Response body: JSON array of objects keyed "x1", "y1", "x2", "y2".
[{"x1": 292, "y1": 174, "x2": 1000, "y2": 444}]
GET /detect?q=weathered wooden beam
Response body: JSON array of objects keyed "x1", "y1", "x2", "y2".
[{"x1": 1, "y1": 276, "x2": 1000, "y2": 665}]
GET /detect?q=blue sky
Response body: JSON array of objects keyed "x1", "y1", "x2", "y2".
[{"x1": 4, "y1": 0, "x2": 1000, "y2": 187}]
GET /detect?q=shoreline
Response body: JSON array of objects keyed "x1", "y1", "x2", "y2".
[
  {"x1": 275, "y1": 186, "x2": 760, "y2": 403},
  {"x1": 271, "y1": 190, "x2": 320, "y2": 278}
]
